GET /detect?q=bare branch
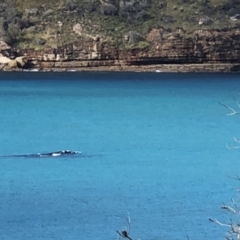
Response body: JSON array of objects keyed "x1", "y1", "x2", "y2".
[
  {"x1": 226, "y1": 137, "x2": 240, "y2": 150},
  {"x1": 209, "y1": 218, "x2": 240, "y2": 238},
  {"x1": 219, "y1": 102, "x2": 240, "y2": 116},
  {"x1": 228, "y1": 175, "x2": 240, "y2": 181},
  {"x1": 216, "y1": 97, "x2": 240, "y2": 239},
  {"x1": 221, "y1": 205, "x2": 237, "y2": 214},
  {"x1": 226, "y1": 143, "x2": 240, "y2": 150},
  {"x1": 231, "y1": 224, "x2": 240, "y2": 234},
  {"x1": 116, "y1": 230, "x2": 133, "y2": 240},
  {"x1": 123, "y1": 212, "x2": 131, "y2": 234},
  {"x1": 116, "y1": 230, "x2": 123, "y2": 237},
  {"x1": 233, "y1": 96, "x2": 240, "y2": 109},
  {"x1": 116, "y1": 213, "x2": 133, "y2": 240},
  {"x1": 234, "y1": 137, "x2": 240, "y2": 144},
  {"x1": 231, "y1": 198, "x2": 240, "y2": 210},
  {"x1": 209, "y1": 218, "x2": 231, "y2": 227}
]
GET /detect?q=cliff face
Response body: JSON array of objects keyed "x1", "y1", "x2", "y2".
[
  {"x1": 8, "y1": 28, "x2": 238, "y2": 72},
  {"x1": 0, "y1": 0, "x2": 240, "y2": 71},
  {"x1": 134, "y1": 29, "x2": 240, "y2": 64}
]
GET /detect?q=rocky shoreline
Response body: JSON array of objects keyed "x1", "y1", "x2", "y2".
[
  {"x1": 21, "y1": 63, "x2": 240, "y2": 73},
  {"x1": 1, "y1": 28, "x2": 240, "y2": 73},
  {"x1": 2, "y1": 61, "x2": 240, "y2": 73},
  {"x1": 1, "y1": 63, "x2": 239, "y2": 73},
  {"x1": 1, "y1": 0, "x2": 240, "y2": 73}
]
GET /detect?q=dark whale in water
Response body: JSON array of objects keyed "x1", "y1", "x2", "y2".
[
  {"x1": 38, "y1": 150, "x2": 81, "y2": 157},
  {"x1": 0, "y1": 150, "x2": 82, "y2": 158},
  {"x1": 0, "y1": 150, "x2": 104, "y2": 159}
]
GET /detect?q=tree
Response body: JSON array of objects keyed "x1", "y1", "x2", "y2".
[
  {"x1": 116, "y1": 213, "x2": 133, "y2": 240},
  {"x1": 209, "y1": 98, "x2": 240, "y2": 239}
]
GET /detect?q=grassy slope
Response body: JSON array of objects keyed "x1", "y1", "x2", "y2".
[{"x1": 8, "y1": 0, "x2": 240, "y2": 49}]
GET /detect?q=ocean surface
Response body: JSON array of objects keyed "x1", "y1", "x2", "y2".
[{"x1": 0, "y1": 72, "x2": 239, "y2": 240}]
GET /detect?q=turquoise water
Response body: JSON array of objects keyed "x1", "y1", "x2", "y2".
[{"x1": 0, "y1": 72, "x2": 239, "y2": 239}]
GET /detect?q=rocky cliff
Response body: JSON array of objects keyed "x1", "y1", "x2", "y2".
[{"x1": 0, "y1": 0, "x2": 240, "y2": 72}]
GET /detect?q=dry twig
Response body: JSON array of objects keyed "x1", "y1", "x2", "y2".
[
  {"x1": 219, "y1": 101, "x2": 240, "y2": 116},
  {"x1": 116, "y1": 213, "x2": 133, "y2": 240}
]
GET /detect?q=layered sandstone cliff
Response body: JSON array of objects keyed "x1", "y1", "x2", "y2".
[
  {"x1": 0, "y1": 0, "x2": 240, "y2": 72},
  {"x1": 1, "y1": 28, "x2": 239, "y2": 72}
]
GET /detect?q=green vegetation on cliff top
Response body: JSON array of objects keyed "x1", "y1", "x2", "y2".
[{"x1": 0, "y1": 0, "x2": 240, "y2": 49}]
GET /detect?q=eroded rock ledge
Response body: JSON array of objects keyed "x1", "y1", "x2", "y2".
[{"x1": 1, "y1": 29, "x2": 240, "y2": 72}]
